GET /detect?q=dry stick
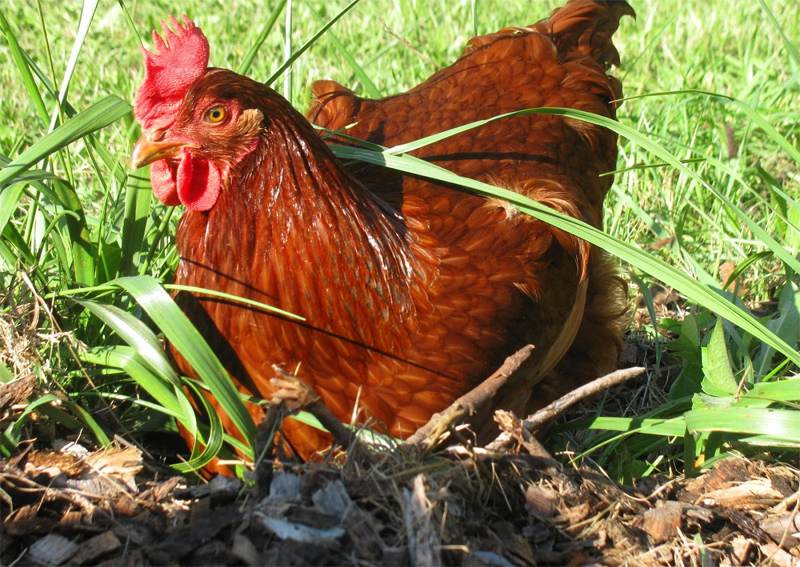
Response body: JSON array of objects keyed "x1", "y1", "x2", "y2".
[
  {"x1": 486, "y1": 366, "x2": 646, "y2": 452},
  {"x1": 253, "y1": 400, "x2": 283, "y2": 495},
  {"x1": 404, "y1": 345, "x2": 535, "y2": 448},
  {"x1": 524, "y1": 366, "x2": 646, "y2": 431}
]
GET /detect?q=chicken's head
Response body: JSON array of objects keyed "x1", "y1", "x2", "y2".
[{"x1": 131, "y1": 16, "x2": 262, "y2": 211}]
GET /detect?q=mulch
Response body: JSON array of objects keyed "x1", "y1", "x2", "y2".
[{"x1": 2, "y1": 434, "x2": 799, "y2": 566}]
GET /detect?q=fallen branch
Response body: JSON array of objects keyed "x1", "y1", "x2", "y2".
[
  {"x1": 486, "y1": 366, "x2": 646, "y2": 452},
  {"x1": 524, "y1": 366, "x2": 646, "y2": 432},
  {"x1": 404, "y1": 345, "x2": 534, "y2": 449}
]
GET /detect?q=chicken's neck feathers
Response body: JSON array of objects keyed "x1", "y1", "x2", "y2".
[{"x1": 178, "y1": 95, "x2": 419, "y2": 340}]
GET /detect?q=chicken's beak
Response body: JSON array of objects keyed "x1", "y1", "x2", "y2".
[{"x1": 131, "y1": 138, "x2": 192, "y2": 171}]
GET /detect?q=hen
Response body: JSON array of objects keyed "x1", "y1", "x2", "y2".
[{"x1": 131, "y1": 0, "x2": 632, "y2": 471}]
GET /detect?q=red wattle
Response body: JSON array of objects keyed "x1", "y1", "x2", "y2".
[
  {"x1": 150, "y1": 160, "x2": 181, "y2": 206},
  {"x1": 176, "y1": 153, "x2": 221, "y2": 211}
]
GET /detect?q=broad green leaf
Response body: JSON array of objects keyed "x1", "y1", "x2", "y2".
[
  {"x1": 701, "y1": 317, "x2": 738, "y2": 398},
  {"x1": 4, "y1": 394, "x2": 110, "y2": 448},
  {"x1": 753, "y1": 282, "x2": 800, "y2": 378},
  {"x1": 172, "y1": 380, "x2": 225, "y2": 473},
  {"x1": 51, "y1": 178, "x2": 95, "y2": 285},
  {"x1": 2, "y1": 223, "x2": 36, "y2": 266},
  {"x1": 583, "y1": 416, "x2": 687, "y2": 437},
  {"x1": 80, "y1": 346, "x2": 185, "y2": 419},
  {"x1": 0, "y1": 183, "x2": 25, "y2": 238},
  {"x1": 119, "y1": 169, "x2": 153, "y2": 277},
  {"x1": 735, "y1": 376, "x2": 800, "y2": 408},
  {"x1": 58, "y1": 399, "x2": 111, "y2": 446},
  {"x1": 4, "y1": 394, "x2": 62, "y2": 448}
]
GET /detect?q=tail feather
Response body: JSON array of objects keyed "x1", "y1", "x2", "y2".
[
  {"x1": 466, "y1": 0, "x2": 634, "y2": 70},
  {"x1": 535, "y1": 0, "x2": 635, "y2": 70}
]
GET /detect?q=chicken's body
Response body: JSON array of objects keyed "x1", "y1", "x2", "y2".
[{"x1": 131, "y1": 0, "x2": 632, "y2": 469}]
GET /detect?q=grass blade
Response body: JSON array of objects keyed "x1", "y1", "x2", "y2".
[
  {"x1": 0, "y1": 8, "x2": 48, "y2": 124},
  {"x1": 685, "y1": 407, "x2": 800, "y2": 446},
  {"x1": 80, "y1": 346, "x2": 185, "y2": 419},
  {"x1": 118, "y1": 169, "x2": 153, "y2": 277},
  {"x1": 237, "y1": 0, "x2": 286, "y2": 75},
  {"x1": 756, "y1": 0, "x2": 800, "y2": 67},
  {"x1": 266, "y1": 0, "x2": 361, "y2": 86},
  {"x1": 306, "y1": 2, "x2": 381, "y2": 98},
  {"x1": 47, "y1": 0, "x2": 99, "y2": 132},
  {"x1": 0, "y1": 96, "x2": 131, "y2": 189},
  {"x1": 111, "y1": 276, "x2": 258, "y2": 452},
  {"x1": 75, "y1": 299, "x2": 179, "y2": 386}
]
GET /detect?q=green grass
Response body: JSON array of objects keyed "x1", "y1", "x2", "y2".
[{"x1": 1, "y1": 0, "x2": 798, "y2": 480}]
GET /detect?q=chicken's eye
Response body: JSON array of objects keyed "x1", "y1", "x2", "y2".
[{"x1": 204, "y1": 106, "x2": 227, "y2": 124}]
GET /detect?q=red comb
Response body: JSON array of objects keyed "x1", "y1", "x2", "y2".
[{"x1": 133, "y1": 15, "x2": 209, "y2": 131}]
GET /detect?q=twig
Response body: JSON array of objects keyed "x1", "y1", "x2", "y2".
[
  {"x1": 523, "y1": 366, "x2": 646, "y2": 432},
  {"x1": 491, "y1": 410, "x2": 558, "y2": 464},
  {"x1": 485, "y1": 366, "x2": 646, "y2": 453},
  {"x1": 404, "y1": 345, "x2": 534, "y2": 448},
  {"x1": 252, "y1": 400, "x2": 283, "y2": 496}
]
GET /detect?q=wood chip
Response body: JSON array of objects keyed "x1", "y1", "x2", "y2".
[
  {"x1": 759, "y1": 541, "x2": 798, "y2": 567},
  {"x1": 761, "y1": 513, "x2": 800, "y2": 548},
  {"x1": 730, "y1": 537, "x2": 752, "y2": 565},
  {"x1": 642, "y1": 501, "x2": 683, "y2": 545},
  {"x1": 29, "y1": 533, "x2": 79, "y2": 566},
  {"x1": 111, "y1": 520, "x2": 157, "y2": 547},
  {"x1": 468, "y1": 550, "x2": 516, "y2": 566},
  {"x1": 189, "y1": 540, "x2": 237, "y2": 566},
  {"x1": 525, "y1": 483, "x2": 557, "y2": 518},
  {"x1": 382, "y1": 546, "x2": 410, "y2": 566},
  {"x1": 312, "y1": 478, "x2": 351, "y2": 519},
  {"x1": 702, "y1": 479, "x2": 784, "y2": 509},
  {"x1": 85, "y1": 446, "x2": 143, "y2": 484},
  {"x1": 312, "y1": 478, "x2": 384, "y2": 561},
  {"x1": 268, "y1": 470, "x2": 302, "y2": 502},
  {"x1": 0, "y1": 374, "x2": 36, "y2": 413},
  {"x1": 145, "y1": 505, "x2": 240, "y2": 564},
  {"x1": 111, "y1": 495, "x2": 140, "y2": 516},
  {"x1": 70, "y1": 531, "x2": 121, "y2": 565},
  {"x1": 141, "y1": 475, "x2": 183, "y2": 502},
  {"x1": 232, "y1": 533, "x2": 262, "y2": 566},
  {"x1": 557, "y1": 501, "x2": 590, "y2": 526},
  {"x1": 680, "y1": 457, "x2": 750, "y2": 500},
  {"x1": 259, "y1": 516, "x2": 345, "y2": 543}
]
